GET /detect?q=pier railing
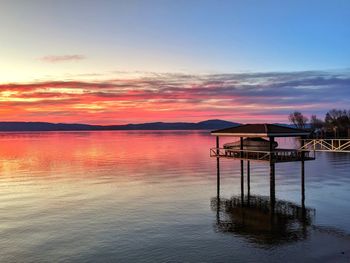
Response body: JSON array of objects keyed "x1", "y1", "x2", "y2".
[
  {"x1": 299, "y1": 139, "x2": 350, "y2": 152},
  {"x1": 210, "y1": 148, "x2": 315, "y2": 162}
]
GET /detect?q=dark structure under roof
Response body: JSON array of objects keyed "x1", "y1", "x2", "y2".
[{"x1": 211, "y1": 123, "x2": 310, "y2": 137}]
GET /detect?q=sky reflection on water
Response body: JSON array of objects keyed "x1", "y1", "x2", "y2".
[{"x1": 0, "y1": 131, "x2": 349, "y2": 262}]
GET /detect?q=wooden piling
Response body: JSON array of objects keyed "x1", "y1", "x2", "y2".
[
  {"x1": 301, "y1": 137, "x2": 305, "y2": 207},
  {"x1": 216, "y1": 136, "x2": 220, "y2": 198},
  {"x1": 240, "y1": 137, "x2": 244, "y2": 201},
  {"x1": 269, "y1": 137, "x2": 276, "y2": 206},
  {"x1": 247, "y1": 160, "x2": 250, "y2": 196}
]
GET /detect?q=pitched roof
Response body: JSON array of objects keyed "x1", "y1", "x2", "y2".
[{"x1": 211, "y1": 124, "x2": 310, "y2": 137}]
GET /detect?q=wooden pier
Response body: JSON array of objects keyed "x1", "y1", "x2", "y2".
[
  {"x1": 299, "y1": 138, "x2": 350, "y2": 152},
  {"x1": 210, "y1": 124, "x2": 314, "y2": 206}
]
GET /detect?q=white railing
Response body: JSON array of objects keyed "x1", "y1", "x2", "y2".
[{"x1": 299, "y1": 139, "x2": 350, "y2": 152}]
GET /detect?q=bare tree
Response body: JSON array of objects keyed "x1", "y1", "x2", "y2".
[
  {"x1": 288, "y1": 111, "x2": 308, "y2": 129},
  {"x1": 310, "y1": 115, "x2": 324, "y2": 130},
  {"x1": 325, "y1": 109, "x2": 350, "y2": 137}
]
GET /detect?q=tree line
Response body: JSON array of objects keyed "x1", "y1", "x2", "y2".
[{"x1": 289, "y1": 109, "x2": 350, "y2": 138}]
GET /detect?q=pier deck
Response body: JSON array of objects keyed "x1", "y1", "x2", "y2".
[{"x1": 210, "y1": 148, "x2": 315, "y2": 163}]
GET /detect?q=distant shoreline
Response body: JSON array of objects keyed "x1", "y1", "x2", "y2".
[{"x1": 0, "y1": 120, "x2": 240, "y2": 132}]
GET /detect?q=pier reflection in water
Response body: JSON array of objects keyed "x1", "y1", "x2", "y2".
[{"x1": 211, "y1": 195, "x2": 315, "y2": 247}]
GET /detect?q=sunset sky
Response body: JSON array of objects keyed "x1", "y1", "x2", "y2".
[{"x1": 1, "y1": 0, "x2": 349, "y2": 124}]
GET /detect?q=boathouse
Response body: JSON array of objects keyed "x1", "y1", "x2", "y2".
[{"x1": 210, "y1": 124, "x2": 315, "y2": 205}]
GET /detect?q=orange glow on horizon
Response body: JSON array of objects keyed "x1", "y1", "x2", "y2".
[{"x1": 0, "y1": 74, "x2": 339, "y2": 124}]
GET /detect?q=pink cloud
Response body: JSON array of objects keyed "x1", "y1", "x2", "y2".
[
  {"x1": 0, "y1": 70, "x2": 349, "y2": 124},
  {"x1": 40, "y1": 55, "x2": 86, "y2": 63}
]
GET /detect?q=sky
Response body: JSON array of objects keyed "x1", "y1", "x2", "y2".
[{"x1": 0, "y1": 0, "x2": 349, "y2": 124}]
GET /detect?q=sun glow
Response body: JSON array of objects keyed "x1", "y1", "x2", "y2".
[
  {"x1": 36, "y1": 88, "x2": 86, "y2": 94},
  {"x1": 0, "y1": 69, "x2": 349, "y2": 124}
]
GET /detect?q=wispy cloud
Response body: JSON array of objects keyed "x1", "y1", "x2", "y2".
[
  {"x1": 0, "y1": 70, "x2": 349, "y2": 124},
  {"x1": 40, "y1": 55, "x2": 86, "y2": 63}
]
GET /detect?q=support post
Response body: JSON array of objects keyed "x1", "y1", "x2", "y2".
[
  {"x1": 301, "y1": 137, "x2": 307, "y2": 236},
  {"x1": 247, "y1": 160, "x2": 250, "y2": 197},
  {"x1": 215, "y1": 138, "x2": 221, "y2": 227},
  {"x1": 301, "y1": 160, "x2": 305, "y2": 208},
  {"x1": 240, "y1": 137, "x2": 244, "y2": 202},
  {"x1": 269, "y1": 137, "x2": 276, "y2": 208},
  {"x1": 301, "y1": 137, "x2": 305, "y2": 208},
  {"x1": 216, "y1": 136, "x2": 220, "y2": 198}
]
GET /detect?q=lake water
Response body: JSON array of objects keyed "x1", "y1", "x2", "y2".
[{"x1": 0, "y1": 131, "x2": 349, "y2": 262}]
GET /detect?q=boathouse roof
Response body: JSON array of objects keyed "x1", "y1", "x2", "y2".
[{"x1": 211, "y1": 124, "x2": 310, "y2": 137}]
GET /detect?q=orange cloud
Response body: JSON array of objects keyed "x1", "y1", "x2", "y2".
[{"x1": 0, "y1": 71, "x2": 349, "y2": 124}]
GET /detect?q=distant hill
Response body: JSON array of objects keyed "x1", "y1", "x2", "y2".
[
  {"x1": 0, "y1": 119, "x2": 240, "y2": 131},
  {"x1": 0, "y1": 122, "x2": 98, "y2": 131}
]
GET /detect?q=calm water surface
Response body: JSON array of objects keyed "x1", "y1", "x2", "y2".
[{"x1": 0, "y1": 131, "x2": 349, "y2": 262}]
